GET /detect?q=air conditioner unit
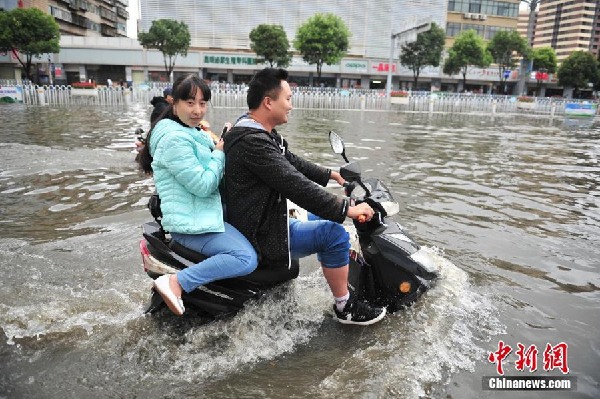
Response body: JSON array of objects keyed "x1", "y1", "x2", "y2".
[
  {"x1": 479, "y1": 14, "x2": 487, "y2": 21},
  {"x1": 471, "y1": 13, "x2": 479, "y2": 20},
  {"x1": 464, "y1": 13, "x2": 472, "y2": 19}
]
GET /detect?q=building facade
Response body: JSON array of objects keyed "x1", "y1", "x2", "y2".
[
  {"x1": 445, "y1": 0, "x2": 520, "y2": 45},
  {"x1": 533, "y1": 0, "x2": 600, "y2": 62},
  {"x1": 138, "y1": 0, "x2": 451, "y2": 88},
  {"x1": 0, "y1": 0, "x2": 543, "y2": 94},
  {"x1": 139, "y1": 0, "x2": 448, "y2": 59}
]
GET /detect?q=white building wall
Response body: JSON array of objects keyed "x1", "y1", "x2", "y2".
[{"x1": 139, "y1": 0, "x2": 447, "y2": 59}]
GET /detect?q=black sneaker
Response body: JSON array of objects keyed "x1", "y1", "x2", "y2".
[{"x1": 333, "y1": 296, "x2": 386, "y2": 326}]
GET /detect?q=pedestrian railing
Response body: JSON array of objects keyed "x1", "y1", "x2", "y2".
[{"x1": 8, "y1": 84, "x2": 599, "y2": 117}]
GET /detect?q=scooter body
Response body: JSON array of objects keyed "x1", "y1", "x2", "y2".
[{"x1": 344, "y1": 178, "x2": 438, "y2": 312}]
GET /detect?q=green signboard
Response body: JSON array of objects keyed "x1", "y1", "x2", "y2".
[{"x1": 204, "y1": 55, "x2": 257, "y2": 65}]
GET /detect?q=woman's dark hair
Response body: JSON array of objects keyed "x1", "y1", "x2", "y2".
[
  {"x1": 247, "y1": 68, "x2": 289, "y2": 110},
  {"x1": 137, "y1": 74, "x2": 211, "y2": 174}
]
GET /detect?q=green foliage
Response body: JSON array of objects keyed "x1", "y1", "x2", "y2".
[
  {"x1": 443, "y1": 30, "x2": 491, "y2": 88},
  {"x1": 531, "y1": 47, "x2": 557, "y2": 74},
  {"x1": 138, "y1": 19, "x2": 191, "y2": 79},
  {"x1": 486, "y1": 30, "x2": 530, "y2": 83},
  {"x1": 557, "y1": 51, "x2": 600, "y2": 91},
  {"x1": 399, "y1": 23, "x2": 446, "y2": 87},
  {"x1": 0, "y1": 8, "x2": 60, "y2": 82},
  {"x1": 294, "y1": 13, "x2": 350, "y2": 83},
  {"x1": 249, "y1": 24, "x2": 291, "y2": 68}
]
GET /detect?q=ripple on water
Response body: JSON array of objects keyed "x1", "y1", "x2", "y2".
[{"x1": 0, "y1": 143, "x2": 153, "y2": 242}]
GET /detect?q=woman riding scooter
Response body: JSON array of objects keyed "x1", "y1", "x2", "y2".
[{"x1": 137, "y1": 74, "x2": 257, "y2": 316}]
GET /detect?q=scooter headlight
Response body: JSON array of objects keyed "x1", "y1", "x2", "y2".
[
  {"x1": 380, "y1": 201, "x2": 399, "y2": 216},
  {"x1": 410, "y1": 247, "x2": 438, "y2": 274}
]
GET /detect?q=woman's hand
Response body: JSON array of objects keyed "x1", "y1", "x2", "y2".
[{"x1": 215, "y1": 138, "x2": 224, "y2": 151}]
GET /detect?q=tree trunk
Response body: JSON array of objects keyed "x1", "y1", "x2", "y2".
[
  {"x1": 412, "y1": 68, "x2": 420, "y2": 89},
  {"x1": 25, "y1": 54, "x2": 34, "y2": 83},
  {"x1": 316, "y1": 61, "x2": 322, "y2": 86}
]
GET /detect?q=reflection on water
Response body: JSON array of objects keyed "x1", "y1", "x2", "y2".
[{"x1": 0, "y1": 105, "x2": 599, "y2": 398}]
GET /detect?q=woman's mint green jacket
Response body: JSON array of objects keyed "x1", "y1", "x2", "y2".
[{"x1": 149, "y1": 118, "x2": 225, "y2": 234}]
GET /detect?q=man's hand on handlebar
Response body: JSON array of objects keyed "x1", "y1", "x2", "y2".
[
  {"x1": 347, "y1": 202, "x2": 374, "y2": 223},
  {"x1": 330, "y1": 170, "x2": 346, "y2": 187}
]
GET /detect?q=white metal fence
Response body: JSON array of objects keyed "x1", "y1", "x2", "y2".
[{"x1": 8, "y1": 84, "x2": 599, "y2": 117}]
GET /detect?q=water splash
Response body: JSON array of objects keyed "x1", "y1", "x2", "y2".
[
  {"x1": 316, "y1": 247, "x2": 504, "y2": 398},
  {"x1": 140, "y1": 273, "x2": 332, "y2": 382}
]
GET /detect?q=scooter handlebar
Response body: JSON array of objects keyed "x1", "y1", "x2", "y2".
[{"x1": 343, "y1": 181, "x2": 357, "y2": 197}]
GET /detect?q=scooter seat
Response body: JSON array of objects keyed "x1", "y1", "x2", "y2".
[{"x1": 169, "y1": 239, "x2": 300, "y2": 288}]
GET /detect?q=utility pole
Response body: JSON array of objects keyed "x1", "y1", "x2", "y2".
[{"x1": 516, "y1": 0, "x2": 540, "y2": 95}]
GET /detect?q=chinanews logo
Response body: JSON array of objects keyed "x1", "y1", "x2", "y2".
[{"x1": 483, "y1": 341, "x2": 577, "y2": 391}]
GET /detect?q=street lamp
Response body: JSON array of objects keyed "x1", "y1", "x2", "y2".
[{"x1": 386, "y1": 18, "x2": 431, "y2": 97}]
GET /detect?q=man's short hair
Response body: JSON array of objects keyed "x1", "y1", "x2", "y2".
[{"x1": 247, "y1": 68, "x2": 289, "y2": 110}]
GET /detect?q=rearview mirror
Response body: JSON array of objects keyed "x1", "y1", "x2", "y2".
[
  {"x1": 339, "y1": 161, "x2": 361, "y2": 182},
  {"x1": 329, "y1": 130, "x2": 345, "y2": 155}
]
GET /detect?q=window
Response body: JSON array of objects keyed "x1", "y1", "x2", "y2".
[
  {"x1": 497, "y1": 4, "x2": 510, "y2": 16},
  {"x1": 469, "y1": 2, "x2": 481, "y2": 13},
  {"x1": 463, "y1": 24, "x2": 485, "y2": 36},
  {"x1": 447, "y1": 22, "x2": 461, "y2": 37},
  {"x1": 485, "y1": 25, "x2": 510, "y2": 40}
]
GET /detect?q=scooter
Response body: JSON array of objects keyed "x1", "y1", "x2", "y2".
[
  {"x1": 138, "y1": 131, "x2": 439, "y2": 317},
  {"x1": 328, "y1": 131, "x2": 438, "y2": 312}
]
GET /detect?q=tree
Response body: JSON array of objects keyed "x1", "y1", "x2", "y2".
[
  {"x1": 486, "y1": 30, "x2": 530, "y2": 93},
  {"x1": 138, "y1": 19, "x2": 191, "y2": 80},
  {"x1": 531, "y1": 47, "x2": 557, "y2": 94},
  {"x1": 557, "y1": 51, "x2": 600, "y2": 96},
  {"x1": 294, "y1": 13, "x2": 350, "y2": 84},
  {"x1": 249, "y1": 24, "x2": 291, "y2": 68},
  {"x1": 399, "y1": 23, "x2": 446, "y2": 88},
  {"x1": 443, "y1": 30, "x2": 491, "y2": 90},
  {"x1": 0, "y1": 8, "x2": 60, "y2": 83}
]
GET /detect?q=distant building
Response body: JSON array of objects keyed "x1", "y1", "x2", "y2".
[
  {"x1": 138, "y1": 0, "x2": 448, "y2": 88},
  {"x1": 139, "y1": 0, "x2": 448, "y2": 59},
  {"x1": 0, "y1": 0, "x2": 129, "y2": 38},
  {"x1": 445, "y1": 0, "x2": 520, "y2": 46},
  {"x1": 533, "y1": 0, "x2": 600, "y2": 62}
]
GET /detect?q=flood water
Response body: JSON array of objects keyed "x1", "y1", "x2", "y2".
[{"x1": 0, "y1": 103, "x2": 598, "y2": 398}]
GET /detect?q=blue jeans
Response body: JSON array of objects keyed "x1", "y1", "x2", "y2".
[
  {"x1": 289, "y1": 214, "x2": 350, "y2": 268},
  {"x1": 171, "y1": 222, "x2": 258, "y2": 293}
]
